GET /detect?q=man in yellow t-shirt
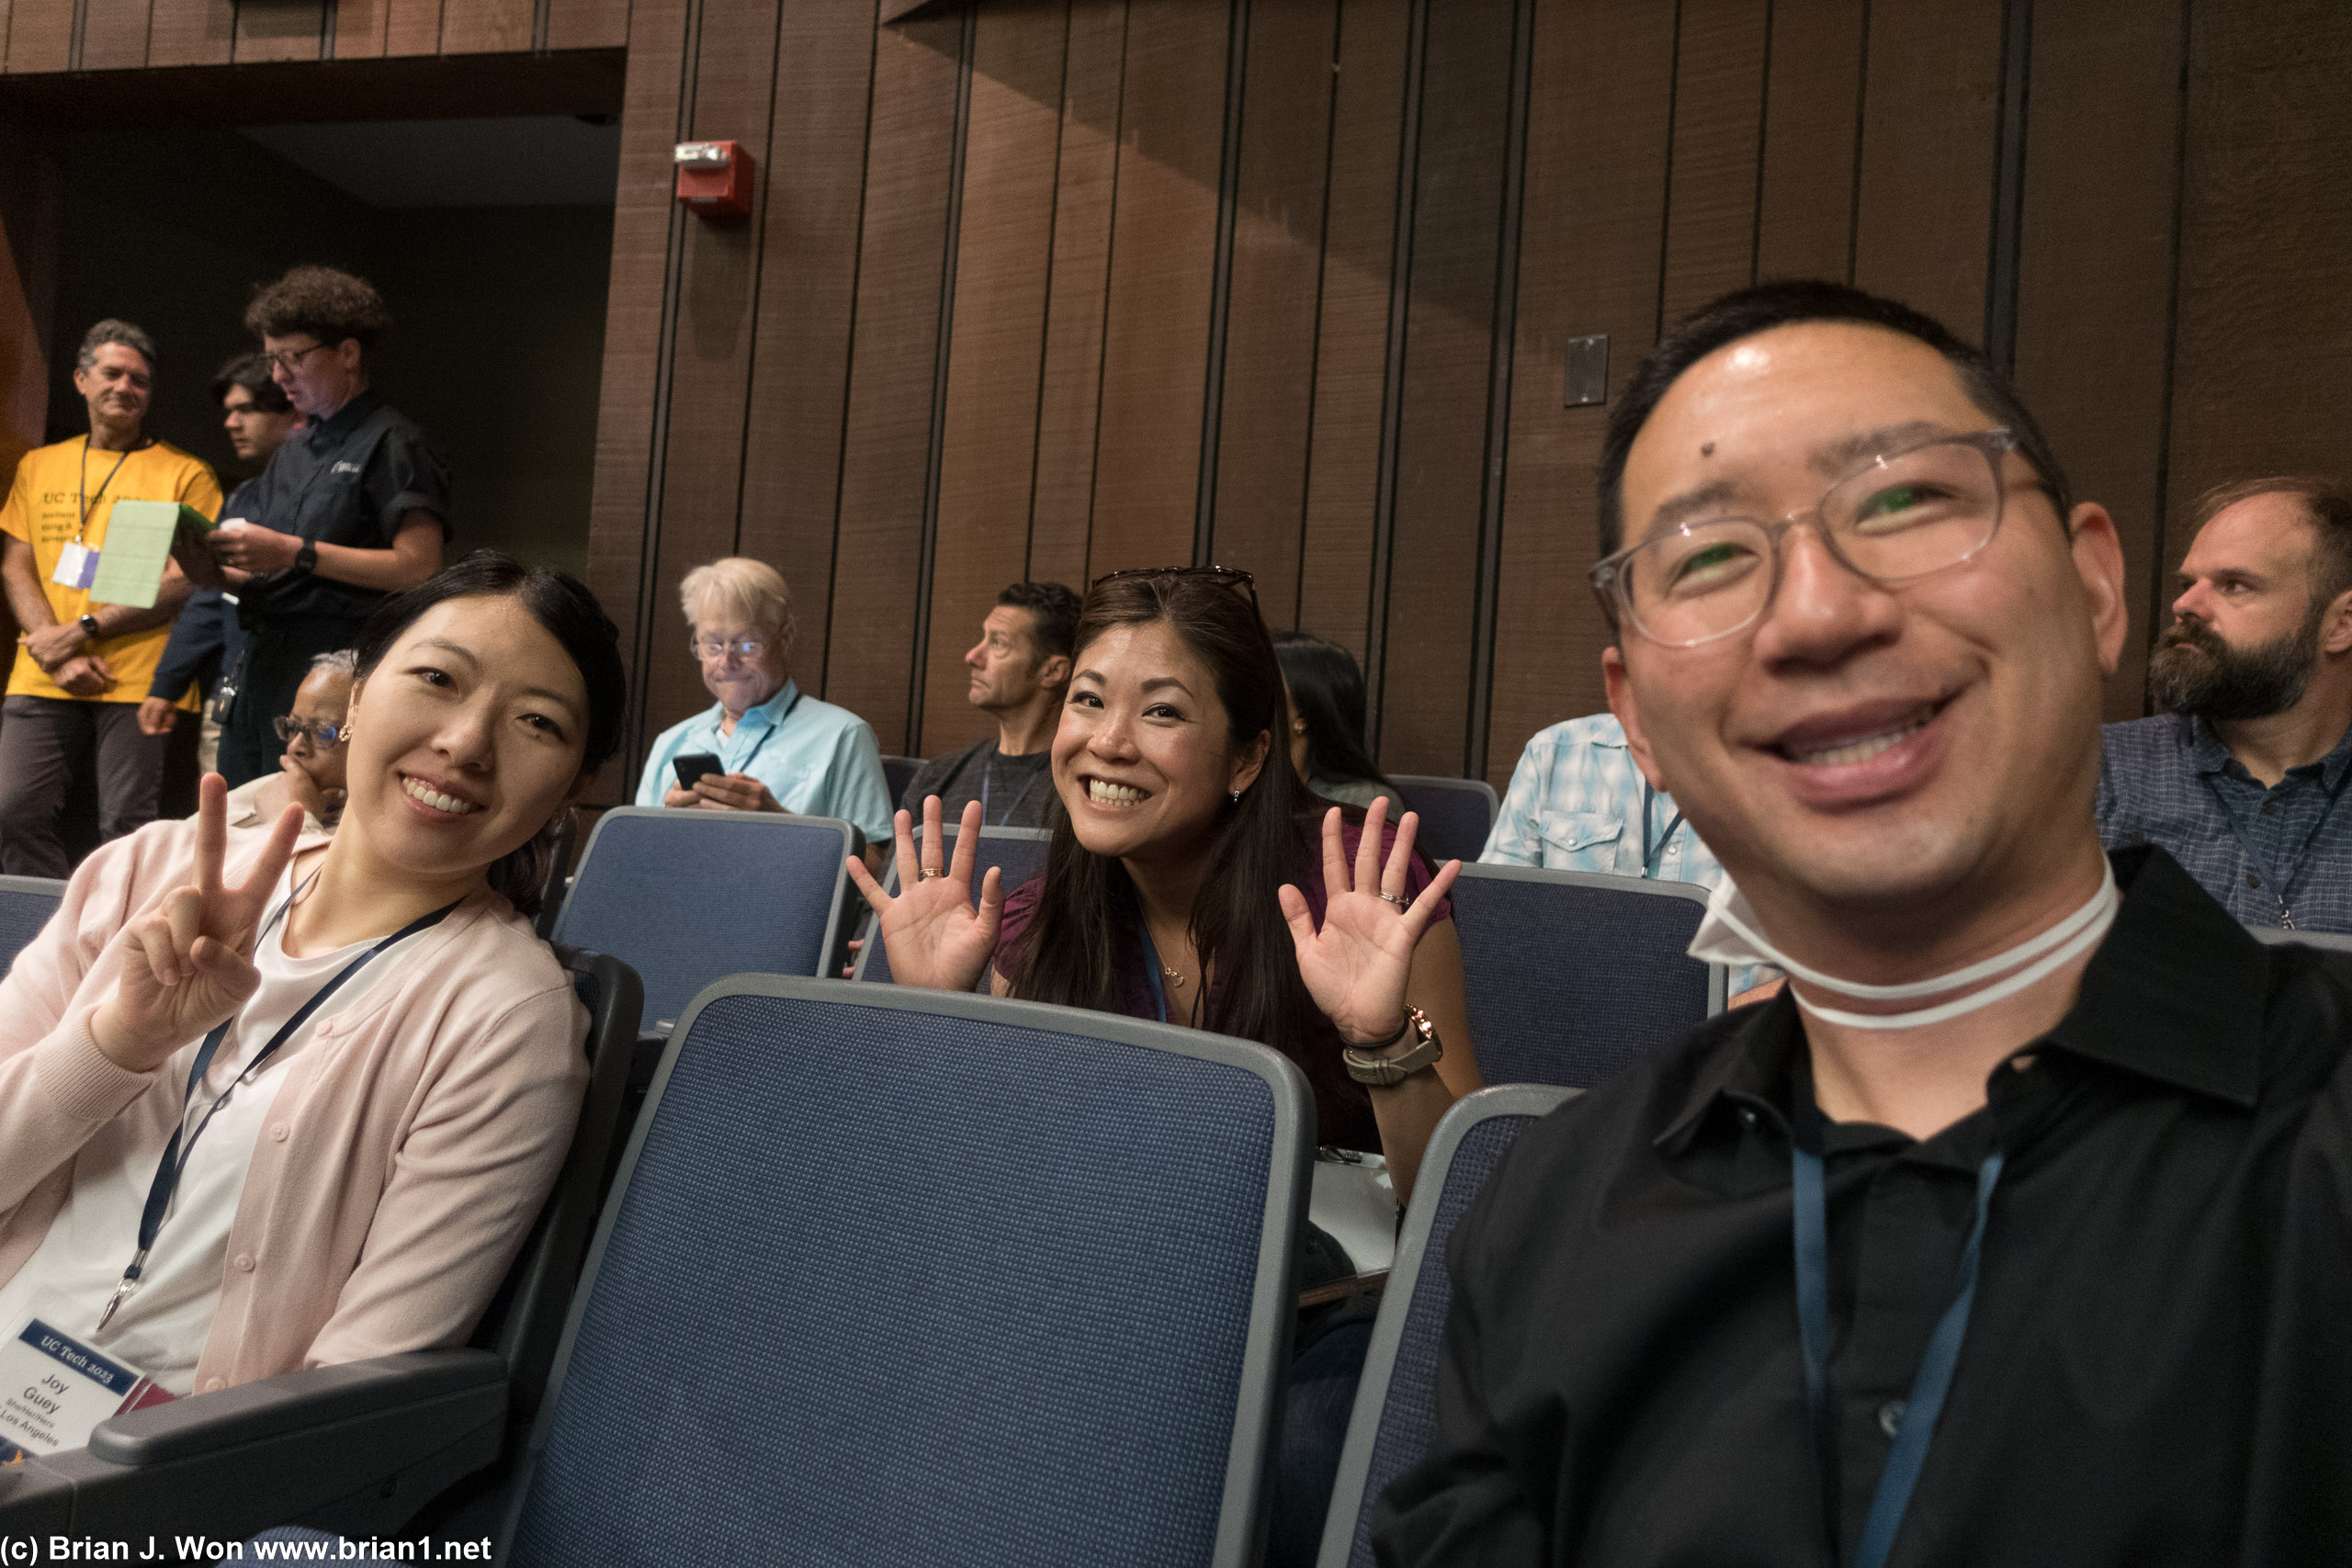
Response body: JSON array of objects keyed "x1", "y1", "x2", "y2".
[{"x1": 0, "y1": 320, "x2": 220, "y2": 876}]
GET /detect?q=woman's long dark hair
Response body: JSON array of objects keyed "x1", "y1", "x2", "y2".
[
  {"x1": 1007, "y1": 574, "x2": 1327, "y2": 1058},
  {"x1": 351, "y1": 551, "x2": 628, "y2": 915},
  {"x1": 1272, "y1": 629, "x2": 1398, "y2": 794}
]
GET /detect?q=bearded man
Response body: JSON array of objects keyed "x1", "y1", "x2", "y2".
[{"x1": 2099, "y1": 479, "x2": 2352, "y2": 931}]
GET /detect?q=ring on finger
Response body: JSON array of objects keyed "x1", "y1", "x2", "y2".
[
  {"x1": 920, "y1": 868, "x2": 947, "y2": 880},
  {"x1": 1377, "y1": 890, "x2": 1408, "y2": 908}
]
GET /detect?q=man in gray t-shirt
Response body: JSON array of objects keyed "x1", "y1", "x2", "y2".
[{"x1": 902, "y1": 581, "x2": 1080, "y2": 830}]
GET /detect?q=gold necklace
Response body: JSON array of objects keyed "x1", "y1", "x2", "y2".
[{"x1": 1160, "y1": 964, "x2": 1187, "y2": 989}]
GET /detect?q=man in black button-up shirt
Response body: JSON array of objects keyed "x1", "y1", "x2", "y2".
[
  {"x1": 204, "y1": 266, "x2": 448, "y2": 785},
  {"x1": 1374, "y1": 283, "x2": 2351, "y2": 1566}
]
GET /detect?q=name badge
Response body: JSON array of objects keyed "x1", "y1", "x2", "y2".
[
  {"x1": 51, "y1": 541, "x2": 98, "y2": 591},
  {"x1": 0, "y1": 1317, "x2": 171, "y2": 1459}
]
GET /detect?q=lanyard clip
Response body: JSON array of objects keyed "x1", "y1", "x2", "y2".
[{"x1": 96, "y1": 1250, "x2": 149, "y2": 1333}]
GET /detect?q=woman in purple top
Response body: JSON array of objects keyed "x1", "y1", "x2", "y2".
[{"x1": 846, "y1": 566, "x2": 1481, "y2": 1202}]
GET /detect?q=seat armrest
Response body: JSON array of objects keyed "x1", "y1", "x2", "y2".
[{"x1": 90, "y1": 1348, "x2": 503, "y2": 1464}]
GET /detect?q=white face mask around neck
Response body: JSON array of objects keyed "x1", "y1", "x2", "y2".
[{"x1": 1689, "y1": 860, "x2": 2120, "y2": 1031}]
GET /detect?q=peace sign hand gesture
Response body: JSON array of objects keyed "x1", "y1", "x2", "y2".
[
  {"x1": 843, "y1": 795, "x2": 1004, "y2": 993},
  {"x1": 1278, "y1": 798, "x2": 1461, "y2": 1045},
  {"x1": 89, "y1": 774, "x2": 307, "y2": 1075}
]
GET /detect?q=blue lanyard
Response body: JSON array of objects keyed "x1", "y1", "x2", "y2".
[
  {"x1": 1137, "y1": 920, "x2": 1171, "y2": 1025},
  {"x1": 1792, "y1": 1115, "x2": 2002, "y2": 1568},
  {"x1": 1640, "y1": 780, "x2": 1685, "y2": 877},
  {"x1": 97, "y1": 884, "x2": 459, "y2": 1331},
  {"x1": 727, "y1": 688, "x2": 800, "y2": 774},
  {"x1": 2199, "y1": 764, "x2": 2349, "y2": 930},
  {"x1": 979, "y1": 749, "x2": 1042, "y2": 828}
]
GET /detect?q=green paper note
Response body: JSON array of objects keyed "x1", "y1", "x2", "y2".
[{"x1": 87, "y1": 500, "x2": 203, "y2": 609}]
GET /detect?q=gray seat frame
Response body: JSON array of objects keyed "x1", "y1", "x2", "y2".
[
  {"x1": 1316, "y1": 1083, "x2": 1577, "y2": 1567},
  {"x1": 2246, "y1": 923, "x2": 2352, "y2": 953},
  {"x1": 1453, "y1": 861, "x2": 1729, "y2": 1016},
  {"x1": 502, "y1": 973, "x2": 1314, "y2": 1567}
]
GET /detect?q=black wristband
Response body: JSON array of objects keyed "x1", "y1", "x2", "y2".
[{"x1": 78, "y1": 613, "x2": 101, "y2": 641}]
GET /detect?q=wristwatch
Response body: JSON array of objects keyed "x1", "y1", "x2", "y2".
[
  {"x1": 77, "y1": 613, "x2": 101, "y2": 643},
  {"x1": 1343, "y1": 1006, "x2": 1444, "y2": 1087},
  {"x1": 294, "y1": 539, "x2": 319, "y2": 574}
]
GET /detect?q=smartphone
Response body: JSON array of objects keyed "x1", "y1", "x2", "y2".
[{"x1": 673, "y1": 752, "x2": 724, "y2": 790}]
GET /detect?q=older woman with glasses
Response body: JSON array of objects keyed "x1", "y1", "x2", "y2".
[
  {"x1": 632, "y1": 557, "x2": 894, "y2": 868},
  {"x1": 220, "y1": 649, "x2": 355, "y2": 835}
]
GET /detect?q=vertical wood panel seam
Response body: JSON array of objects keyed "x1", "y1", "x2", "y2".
[
  {"x1": 814, "y1": 2, "x2": 885, "y2": 698},
  {"x1": 1650, "y1": 0, "x2": 1685, "y2": 338},
  {"x1": 1020, "y1": 0, "x2": 1079, "y2": 583},
  {"x1": 2143, "y1": 0, "x2": 2195, "y2": 703},
  {"x1": 66, "y1": 0, "x2": 84, "y2": 68},
  {"x1": 321, "y1": 0, "x2": 335, "y2": 59},
  {"x1": 1845, "y1": 0, "x2": 1872, "y2": 282},
  {"x1": 1464, "y1": 0, "x2": 1536, "y2": 779},
  {"x1": 531, "y1": 0, "x2": 548, "y2": 52},
  {"x1": 1983, "y1": 0, "x2": 2034, "y2": 364},
  {"x1": 1077, "y1": 0, "x2": 1134, "y2": 581},
  {"x1": 726, "y1": 0, "x2": 789, "y2": 558},
  {"x1": 1747, "y1": 0, "x2": 1776, "y2": 283},
  {"x1": 906, "y1": 2, "x2": 976, "y2": 750},
  {"x1": 1193, "y1": 0, "x2": 1249, "y2": 568},
  {"x1": 1363, "y1": 0, "x2": 1429, "y2": 751},
  {"x1": 621, "y1": 0, "x2": 702, "y2": 771},
  {"x1": 1288, "y1": 0, "x2": 1346, "y2": 630}
]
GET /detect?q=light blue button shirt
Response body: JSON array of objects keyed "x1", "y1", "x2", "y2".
[
  {"x1": 1481, "y1": 712, "x2": 1769, "y2": 994},
  {"x1": 633, "y1": 678, "x2": 896, "y2": 849}
]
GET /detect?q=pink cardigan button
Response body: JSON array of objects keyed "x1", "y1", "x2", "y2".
[
  {"x1": 234, "y1": 1254, "x2": 255, "y2": 1272},
  {"x1": 270, "y1": 1124, "x2": 289, "y2": 1142}
]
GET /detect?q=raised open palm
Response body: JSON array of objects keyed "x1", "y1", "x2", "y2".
[
  {"x1": 844, "y1": 795, "x2": 1004, "y2": 993},
  {"x1": 1278, "y1": 798, "x2": 1460, "y2": 1043},
  {"x1": 93, "y1": 775, "x2": 306, "y2": 1074}
]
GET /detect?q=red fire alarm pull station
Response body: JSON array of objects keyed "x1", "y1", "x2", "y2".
[{"x1": 674, "y1": 141, "x2": 753, "y2": 219}]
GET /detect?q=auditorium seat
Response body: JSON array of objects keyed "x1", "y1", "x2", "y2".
[
  {"x1": 0, "y1": 874, "x2": 65, "y2": 978},
  {"x1": 1386, "y1": 774, "x2": 1499, "y2": 864},
  {"x1": 1317, "y1": 1085, "x2": 1576, "y2": 1568},
  {"x1": 881, "y1": 753, "x2": 924, "y2": 808},
  {"x1": 1448, "y1": 863, "x2": 1723, "y2": 1088},
  {"x1": 11, "y1": 949, "x2": 646, "y2": 1544},
  {"x1": 548, "y1": 807, "x2": 854, "y2": 1030},
  {"x1": 2245, "y1": 924, "x2": 2352, "y2": 953},
  {"x1": 854, "y1": 825, "x2": 1052, "y2": 987},
  {"x1": 498, "y1": 976, "x2": 1307, "y2": 1563}
]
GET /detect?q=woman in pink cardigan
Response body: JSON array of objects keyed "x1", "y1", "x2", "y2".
[{"x1": 0, "y1": 553, "x2": 627, "y2": 1403}]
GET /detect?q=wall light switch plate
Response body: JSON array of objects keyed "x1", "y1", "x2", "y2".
[{"x1": 1566, "y1": 333, "x2": 1609, "y2": 406}]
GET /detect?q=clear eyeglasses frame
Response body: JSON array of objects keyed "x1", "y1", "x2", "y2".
[
  {"x1": 262, "y1": 341, "x2": 332, "y2": 373},
  {"x1": 1589, "y1": 428, "x2": 2026, "y2": 649},
  {"x1": 272, "y1": 715, "x2": 347, "y2": 748},
  {"x1": 690, "y1": 635, "x2": 768, "y2": 661}
]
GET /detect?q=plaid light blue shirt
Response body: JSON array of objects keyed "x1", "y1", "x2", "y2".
[{"x1": 1482, "y1": 713, "x2": 1766, "y2": 991}]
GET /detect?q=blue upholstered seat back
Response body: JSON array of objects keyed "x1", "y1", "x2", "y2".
[
  {"x1": 1387, "y1": 775, "x2": 1499, "y2": 865},
  {"x1": 1449, "y1": 865, "x2": 1715, "y2": 1088},
  {"x1": 0, "y1": 876, "x2": 64, "y2": 981},
  {"x1": 856, "y1": 827, "x2": 1052, "y2": 987},
  {"x1": 549, "y1": 809, "x2": 850, "y2": 1026},
  {"x1": 514, "y1": 985, "x2": 1299, "y2": 1567}
]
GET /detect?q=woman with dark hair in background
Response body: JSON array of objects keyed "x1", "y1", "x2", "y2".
[
  {"x1": 0, "y1": 553, "x2": 625, "y2": 1412},
  {"x1": 1272, "y1": 630, "x2": 1403, "y2": 816},
  {"x1": 851, "y1": 567, "x2": 1481, "y2": 1566}
]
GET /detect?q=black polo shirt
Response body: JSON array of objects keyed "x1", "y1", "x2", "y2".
[
  {"x1": 233, "y1": 389, "x2": 450, "y2": 625},
  {"x1": 1373, "y1": 846, "x2": 2352, "y2": 1567}
]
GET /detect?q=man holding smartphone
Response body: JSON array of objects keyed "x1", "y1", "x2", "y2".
[{"x1": 634, "y1": 557, "x2": 893, "y2": 871}]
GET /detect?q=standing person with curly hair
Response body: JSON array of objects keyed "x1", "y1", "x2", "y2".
[{"x1": 201, "y1": 266, "x2": 449, "y2": 789}]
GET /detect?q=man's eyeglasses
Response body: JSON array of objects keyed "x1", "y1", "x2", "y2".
[
  {"x1": 690, "y1": 634, "x2": 769, "y2": 661},
  {"x1": 1091, "y1": 564, "x2": 1260, "y2": 613},
  {"x1": 263, "y1": 342, "x2": 332, "y2": 374},
  {"x1": 273, "y1": 716, "x2": 347, "y2": 748},
  {"x1": 1589, "y1": 429, "x2": 2025, "y2": 648}
]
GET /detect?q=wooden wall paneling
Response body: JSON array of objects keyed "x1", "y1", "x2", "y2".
[
  {"x1": 1023, "y1": 0, "x2": 1126, "y2": 592},
  {"x1": 921, "y1": 0, "x2": 1069, "y2": 757},
  {"x1": 0, "y1": 0, "x2": 11, "y2": 69},
  {"x1": 146, "y1": 0, "x2": 235, "y2": 65},
  {"x1": 0, "y1": 122, "x2": 57, "y2": 660},
  {"x1": 1484, "y1": 0, "x2": 1678, "y2": 787},
  {"x1": 1205, "y1": 0, "x2": 1338, "y2": 626},
  {"x1": 379, "y1": 0, "x2": 443, "y2": 57},
  {"x1": 1083, "y1": 0, "x2": 1233, "y2": 576},
  {"x1": 234, "y1": 0, "x2": 326, "y2": 61},
  {"x1": 1294, "y1": 0, "x2": 1410, "y2": 658},
  {"x1": 438, "y1": 0, "x2": 534, "y2": 55},
  {"x1": 823, "y1": 11, "x2": 967, "y2": 754},
  {"x1": 1374, "y1": 0, "x2": 1513, "y2": 775},
  {"x1": 78, "y1": 0, "x2": 155, "y2": 70},
  {"x1": 1849, "y1": 0, "x2": 2004, "y2": 337},
  {"x1": 1752, "y1": 0, "x2": 1866, "y2": 283},
  {"x1": 2012, "y1": 0, "x2": 2184, "y2": 721},
  {"x1": 332, "y1": 0, "x2": 391, "y2": 57},
  {"x1": 1657, "y1": 0, "x2": 1770, "y2": 324},
  {"x1": 733, "y1": 0, "x2": 877, "y2": 705},
  {"x1": 637, "y1": 0, "x2": 783, "y2": 747},
  {"x1": 5, "y1": 0, "x2": 75, "y2": 71},
  {"x1": 2165, "y1": 0, "x2": 2352, "y2": 581},
  {"x1": 545, "y1": 0, "x2": 628, "y2": 51},
  {"x1": 582, "y1": 0, "x2": 690, "y2": 795}
]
